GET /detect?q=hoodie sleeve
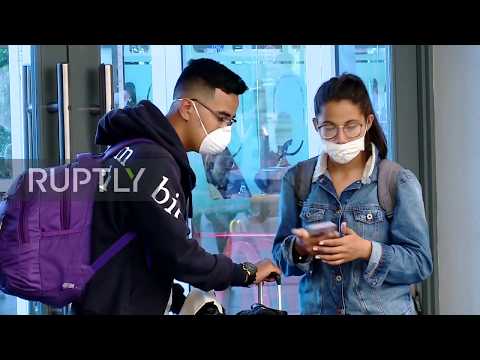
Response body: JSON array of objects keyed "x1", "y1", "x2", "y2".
[{"x1": 123, "y1": 149, "x2": 247, "y2": 291}]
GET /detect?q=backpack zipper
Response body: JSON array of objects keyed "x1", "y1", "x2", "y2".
[
  {"x1": 61, "y1": 188, "x2": 70, "y2": 230},
  {"x1": 18, "y1": 200, "x2": 28, "y2": 245}
]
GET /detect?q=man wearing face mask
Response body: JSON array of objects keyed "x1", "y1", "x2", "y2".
[{"x1": 76, "y1": 58, "x2": 280, "y2": 315}]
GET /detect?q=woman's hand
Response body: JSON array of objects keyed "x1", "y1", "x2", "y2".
[
  {"x1": 291, "y1": 228, "x2": 341, "y2": 257},
  {"x1": 314, "y1": 222, "x2": 372, "y2": 266}
]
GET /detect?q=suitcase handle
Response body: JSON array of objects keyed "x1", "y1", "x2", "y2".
[{"x1": 257, "y1": 273, "x2": 282, "y2": 310}]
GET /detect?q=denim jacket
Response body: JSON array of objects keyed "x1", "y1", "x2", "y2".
[{"x1": 272, "y1": 145, "x2": 433, "y2": 315}]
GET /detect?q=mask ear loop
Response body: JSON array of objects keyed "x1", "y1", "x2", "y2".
[
  {"x1": 190, "y1": 100, "x2": 209, "y2": 136},
  {"x1": 175, "y1": 98, "x2": 209, "y2": 136},
  {"x1": 362, "y1": 119, "x2": 371, "y2": 150}
]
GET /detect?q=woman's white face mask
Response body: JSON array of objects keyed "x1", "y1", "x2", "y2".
[
  {"x1": 322, "y1": 135, "x2": 365, "y2": 164},
  {"x1": 320, "y1": 125, "x2": 368, "y2": 164}
]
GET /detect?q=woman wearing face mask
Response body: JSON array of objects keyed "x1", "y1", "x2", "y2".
[{"x1": 272, "y1": 74, "x2": 433, "y2": 315}]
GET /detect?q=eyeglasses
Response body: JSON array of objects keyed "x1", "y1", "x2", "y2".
[
  {"x1": 179, "y1": 98, "x2": 237, "y2": 126},
  {"x1": 317, "y1": 120, "x2": 364, "y2": 140}
]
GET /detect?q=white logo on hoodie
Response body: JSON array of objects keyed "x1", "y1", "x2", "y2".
[
  {"x1": 114, "y1": 146, "x2": 134, "y2": 166},
  {"x1": 151, "y1": 176, "x2": 182, "y2": 219}
]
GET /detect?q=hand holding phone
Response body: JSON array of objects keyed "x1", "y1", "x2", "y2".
[
  {"x1": 305, "y1": 221, "x2": 338, "y2": 236},
  {"x1": 292, "y1": 221, "x2": 340, "y2": 258}
]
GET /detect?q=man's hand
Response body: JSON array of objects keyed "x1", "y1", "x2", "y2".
[
  {"x1": 254, "y1": 259, "x2": 281, "y2": 284},
  {"x1": 314, "y1": 222, "x2": 372, "y2": 266}
]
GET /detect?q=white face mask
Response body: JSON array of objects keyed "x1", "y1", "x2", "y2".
[
  {"x1": 322, "y1": 131, "x2": 366, "y2": 164},
  {"x1": 191, "y1": 101, "x2": 232, "y2": 155}
]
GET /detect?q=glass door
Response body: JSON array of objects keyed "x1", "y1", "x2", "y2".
[
  {"x1": 1, "y1": 45, "x2": 113, "y2": 315},
  {"x1": 179, "y1": 45, "x2": 334, "y2": 314}
]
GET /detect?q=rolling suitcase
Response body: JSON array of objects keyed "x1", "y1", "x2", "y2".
[{"x1": 237, "y1": 274, "x2": 287, "y2": 315}]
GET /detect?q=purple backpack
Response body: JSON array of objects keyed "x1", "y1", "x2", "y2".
[{"x1": 0, "y1": 138, "x2": 154, "y2": 308}]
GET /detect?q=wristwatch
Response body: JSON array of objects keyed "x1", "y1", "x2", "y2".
[{"x1": 241, "y1": 262, "x2": 257, "y2": 286}]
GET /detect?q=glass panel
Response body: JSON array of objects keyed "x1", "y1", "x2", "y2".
[
  {"x1": 182, "y1": 45, "x2": 312, "y2": 314},
  {"x1": 0, "y1": 47, "x2": 12, "y2": 180},
  {"x1": 123, "y1": 45, "x2": 152, "y2": 106},
  {"x1": 0, "y1": 45, "x2": 31, "y2": 314},
  {"x1": 101, "y1": 45, "x2": 153, "y2": 109},
  {"x1": 337, "y1": 45, "x2": 393, "y2": 159}
]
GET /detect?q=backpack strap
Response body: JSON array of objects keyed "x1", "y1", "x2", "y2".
[
  {"x1": 377, "y1": 159, "x2": 402, "y2": 220},
  {"x1": 102, "y1": 137, "x2": 157, "y2": 160},
  {"x1": 91, "y1": 232, "x2": 137, "y2": 273},
  {"x1": 293, "y1": 156, "x2": 319, "y2": 206},
  {"x1": 88, "y1": 138, "x2": 157, "y2": 276}
]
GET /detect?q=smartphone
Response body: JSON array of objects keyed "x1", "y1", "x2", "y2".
[{"x1": 304, "y1": 221, "x2": 338, "y2": 237}]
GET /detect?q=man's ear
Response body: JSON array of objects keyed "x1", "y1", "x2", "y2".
[{"x1": 178, "y1": 99, "x2": 194, "y2": 121}]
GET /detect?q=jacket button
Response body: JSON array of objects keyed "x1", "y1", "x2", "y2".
[
  {"x1": 336, "y1": 209, "x2": 341, "y2": 214},
  {"x1": 336, "y1": 275, "x2": 342, "y2": 282},
  {"x1": 366, "y1": 213, "x2": 373, "y2": 221}
]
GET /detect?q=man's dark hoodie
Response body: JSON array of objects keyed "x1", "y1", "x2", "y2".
[{"x1": 77, "y1": 100, "x2": 246, "y2": 314}]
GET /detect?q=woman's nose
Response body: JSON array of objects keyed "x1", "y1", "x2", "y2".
[{"x1": 335, "y1": 128, "x2": 349, "y2": 144}]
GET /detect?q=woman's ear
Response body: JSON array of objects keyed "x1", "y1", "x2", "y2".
[
  {"x1": 366, "y1": 114, "x2": 374, "y2": 131},
  {"x1": 312, "y1": 117, "x2": 320, "y2": 132}
]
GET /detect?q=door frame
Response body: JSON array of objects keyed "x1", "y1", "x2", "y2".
[{"x1": 392, "y1": 45, "x2": 439, "y2": 315}]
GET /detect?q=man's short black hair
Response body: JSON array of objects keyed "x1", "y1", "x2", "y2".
[{"x1": 173, "y1": 58, "x2": 248, "y2": 99}]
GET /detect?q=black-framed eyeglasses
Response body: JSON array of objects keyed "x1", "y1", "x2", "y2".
[{"x1": 189, "y1": 98, "x2": 237, "y2": 126}]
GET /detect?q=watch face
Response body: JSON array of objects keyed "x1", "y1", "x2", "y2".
[{"x1": 244, "y1": 262, "x2": 257, "y2": 273}]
